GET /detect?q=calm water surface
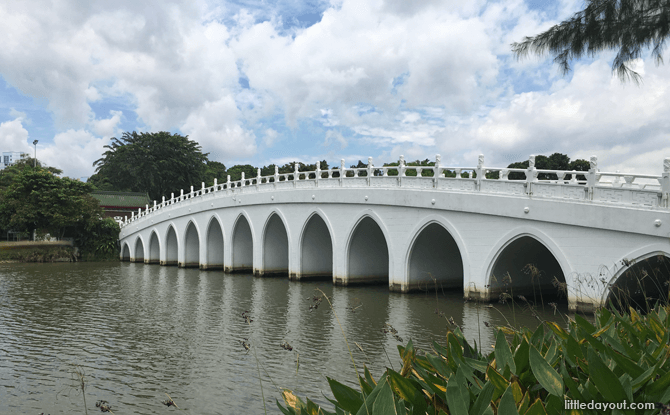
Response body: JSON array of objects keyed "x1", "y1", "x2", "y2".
[{"x1": 0, "y1": 262, "x2": 570, "y2": 414}]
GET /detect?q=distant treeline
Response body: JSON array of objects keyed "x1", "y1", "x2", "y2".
[{"x1": 88, "y1": 131, "x2": 590, "y2": 200}]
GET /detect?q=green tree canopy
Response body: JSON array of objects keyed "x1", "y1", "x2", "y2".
[
  {"x1": 0, "y1": 167, "x2": 102, "y2": 239},
  {"x1": 507, "y1": 153, "x2": 590, "y2": 180},
  {"x1": 92, "y1": 131, "x2": 209, "y2": 201},
  {"x1": 512, "y1": 0, "x2": 670, "y2": 82}
]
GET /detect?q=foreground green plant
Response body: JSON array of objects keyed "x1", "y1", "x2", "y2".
[{"x1": 278, "y1": 305, "x2": 670, "y2": 414}]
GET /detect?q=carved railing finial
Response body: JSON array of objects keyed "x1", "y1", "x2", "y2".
[
  {"x1": 529, "y1": 155, "x2": 535, "y2": 169},
  {"x1": 478, "y1": 154, "x2": 484, "y2": 168},
  {"x1": 590, "y1": 155, "x2": 598, "y2": 170},
  {"x1": 664, "y1": 158, "x2": 670, "y2": 173}
]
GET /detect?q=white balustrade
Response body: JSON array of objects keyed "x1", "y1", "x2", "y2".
[{"x1": 120, "y1": 154, "x2": 670, "y2": 228}]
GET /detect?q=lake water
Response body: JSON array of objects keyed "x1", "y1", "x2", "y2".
[{"x1": 0, "y1": 262, "x2": 571, "y2": 414}]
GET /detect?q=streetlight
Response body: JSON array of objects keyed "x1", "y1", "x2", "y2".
[{"x1": 33, "y1": 140, "x2": 38, "y2": 167}]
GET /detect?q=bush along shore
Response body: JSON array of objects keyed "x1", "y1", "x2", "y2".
[{"x1": 278, "y1": 304, "x2": 670, "y2": 415}]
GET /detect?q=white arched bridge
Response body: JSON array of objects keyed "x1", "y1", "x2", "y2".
[{"x1": 118, "y1": 155, "x2": 670, "y2": 313}]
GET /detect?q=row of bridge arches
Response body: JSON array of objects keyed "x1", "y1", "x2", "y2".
[{"x1": 121, "y1": 211, "x2": 581, "y2": 305}]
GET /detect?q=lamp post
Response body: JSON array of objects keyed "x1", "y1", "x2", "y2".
[{"x1": 33, "y1": 140, "x2": 38, "y2": 167}]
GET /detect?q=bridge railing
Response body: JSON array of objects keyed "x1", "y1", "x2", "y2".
[{"x1": 120, "y1": 154, "x2": 670, "y2": 228}]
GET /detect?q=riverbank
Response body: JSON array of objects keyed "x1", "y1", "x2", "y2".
[{"x1": 0, "y1": 242, "x2": 77, "y2": 262}]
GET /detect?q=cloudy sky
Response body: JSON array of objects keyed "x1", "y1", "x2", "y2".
[{"x1": 1, "y1": 0, "x2": 668, "y2": 179}]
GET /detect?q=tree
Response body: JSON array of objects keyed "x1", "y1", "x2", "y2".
[
  {"x1": 0, "y1": 167, "x2": 102, "y2": 239},
  {"x1": 204, "y1": 161, "x2": 227, "y2": 187},
  {"x1": 507, "y1": 153, "x2": 590, "y2": 180},
  {"x1": 92, "y1": 131, "x2": 209, "y2": 201},
  {"x1": 512, "y1": 0, "x2": 670, "y2": 83}
]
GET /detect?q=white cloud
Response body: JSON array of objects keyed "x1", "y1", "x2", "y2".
[
  {"x1": 0, "y1": 117, "x2": 31, "y2": 153},
  {"x1": 263, "y1": 128, "x2": 279, "y2": 147},
  {"x1": 91, "y1": 110, "x2": 122, "y2": 137},
  {"x1": 448, "y1": 57, "x2": 670, "y2": 173},
  {"x1": 324, "y1": 130, "x2": 348, "y2": 149},
  {"x1": 38, "y1": 129, "x2": 110, "y2": 178}
]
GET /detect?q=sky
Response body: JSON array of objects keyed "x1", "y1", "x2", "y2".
[{"x1": 0, "y1": 0, "x2": 668, "y2": 179}]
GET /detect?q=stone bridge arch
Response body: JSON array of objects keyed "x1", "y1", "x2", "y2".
[
  {"x1": 204, "y1": 215, "x2": 224, "y2": 270},
  {"x1": 147, "y1": 230, "x2": 160, "y2": 264},
  {"x1": 485, "y1": 227, "x2": 571, "y2": 307},
  {"x1": 605, "y1": 244, "x2": 670, "y2": 310},
  {"x1": 404, "y1": 216, "x2": 467, "y2": 293},
  {"x1": 121, "y1": 242, "x2": 131, "y2": 261},
  {"x1": 133, "y1": 236, "x2": 145, "y2": 263},
  {"x1": 261, "y1": 210, "x2": 290, "y2": 276},
  {"x1": 298, "y1": 210, "x2": 334, "y2": 281},
  {"x1": 231, "y1": 212, "x2": 254, "y2": 273},
  {"x1": 345, "y1": 211, "x2": 391, "y2": 285},
  {"x1": 181, "y1": 220, "x2": 201, "y2": 268},
  {"x1": 163, "y1": 224, "x2": 179, "y2": 266}
]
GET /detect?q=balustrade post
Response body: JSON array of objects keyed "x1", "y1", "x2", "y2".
[
  {"x1": 227, "y1": 175, "x2": 231, "y2": 190},
  {"x1": 180, "y1": 189, "x2": 184, "y2": 201},
  {"x1": 294, "y1": 162, "x2": 299, "y2": 188},
  {"x1": 153, "y1": 200, "x2": 157, "y2": 210},
  {"x1": 340, "y1": 159, "x2": 345, "y2": 186},
  {"x1": 367, "y1": 157, "x2": 373, "y2": 185},
  {"x1": 145, "y1": 204, "x2": 148, "y2": 215},
  {"x1": 398, "y1": 155, "x2": 405, "y2": 177},
  {"x1": 526, "y1": 155, "x2": 537, "y2": 195},
  {"x1": 433, "y1": 154, "x2": 442, "y2": 187},
  {"x1": 662, "y1": 158, "x2": 670, "y2": 208},
  {"x1": 257, "y1": 168, "x2": 261, "y2": 188},
  {"x1": 201, "y1": 182, "x2": 205, "y2": 194},
  {"x1": 274, "y1": 165, "x2": 279, "y2": 184},
  {"x1": 316, "y1": 161, "x2": 321, "y2": 184},
  {"x1": 587, "y1": 156, "x2": 598, "y2": 200},
  {"x1": 131, "y1": 211, "x2": 134, "y2": 219},
  {"x1": 214, "y1": 178, "x2": 218, "y2": 191},
  {"x1": 190, "y1": 186, "x2": 194, "y2": 197},
  {"x1": 475, "y1": 154, "x2": 484, "y2": 191},
  {"x1": 241, "y1": 172, "x2": 245, "y2": 187}
]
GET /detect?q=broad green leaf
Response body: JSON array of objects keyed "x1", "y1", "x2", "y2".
[
  {"x1": 575, "y1": 315, "x2": 596, "y2": 334},
  {"x1": 486, "y1": 365, "x2": 508, "y2": 401},
  {"x1": 387, "y1": 370, "x2": 423, "y2": 409},
  {"x1": 513, "y1": 339, "x2": 530, "y2": 374},
  {"x1": 498, "y1": 386, "x2": 519, "y2": 415},
  {"x1": 469, "y1": 382, "x2": 494, "y2": 415},
  {"x1": 586, "y1": 348, "x2": 626, "y2": 403},
  {"x1": 545, "y1": 321, "x2": 568, "y2": 340},
  {"x1": 530, "y1": 325, "x2": 544, "y2": 347},
  {"x1": 446, "y1": 373, "x2": 469, "y2": 415},
  {"x1": 529, "y1": 344, "x2": 563, "y2": 397},
  {"x1": 495, "y1": 330, "x2": 517, "y2": 375},
  {"x1": 328, "y1": 377, "x2": 364, "y2": 413},
  {"x1": 372, "y1": 382, "x2": 398, "y2": 415},
  {"x1": 356, "y1": 375, "x2": 388, "y2": 415},
  {"x1": 524, "y1": 399, "x2": 548, "y2": 415}
]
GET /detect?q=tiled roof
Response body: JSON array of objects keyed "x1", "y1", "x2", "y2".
[{"x1": 90, "y1": 191, "x2": 151, "y2": 208}]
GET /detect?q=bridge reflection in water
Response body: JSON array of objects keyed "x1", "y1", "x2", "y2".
[{"x1": 119, "y1": 154, "x2": 670, "y2": 313}]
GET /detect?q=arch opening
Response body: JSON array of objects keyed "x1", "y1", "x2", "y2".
[
  {"x1": 408, "y1": 223, "x2": 463, "y2": 292},
  {"x1": 262, "y1": 214, "x2": 288, "y2": 276},
  {"x1": 133, "y1": 238, "x2": 145, "y2": 263},
  {"x1": 347, "y1": 217, "x2": 389, "y2": 285},
  {"x1": 121, "y1": 243, "x2": 130, "y2": 261},
  {"x1": 205, "y1": 219, "x2": 224, "y2": 270},
  {"x1": 232, "y1": 216, "x2": 253, "y2": 273},
  {"x1": 300, "y1": 214, "x2": 333, "y2": 280},
  {"x1": 489, "y1": 236, "x2": 567, "y2": 306},
  {"x1": 181, "y1": 222, "x2": 200, "y2": 268},
  {"x1": 607, "y1": 254, "x2": 670, "y2": 312},
  {"x1": 164, "y1": 226, "x2": 178, "y2": 266},
  {"x1": 148, "y1": 232, "x2": 160, "y2": 264}
]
